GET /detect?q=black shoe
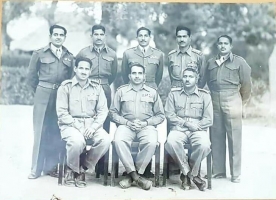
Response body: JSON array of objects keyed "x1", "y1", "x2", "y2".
[
  {"x1": 64, "y1": 168, "x2": 75, "y2": 186},
  {"x1": 142, "y1": 171, "x2": 154, "y2": 178},
  {"x1": 180, "y1": 173, "x2": 191, "y2": 190},
  {"x1": 45, "y1": 166, "x2": 59, "y2": 178},
  {"x1": 204, "y1": 173, "x2": 226, "y2": 179},
  {"x1": 192, "y1": 176, "x2": 206, "y2": 191}
]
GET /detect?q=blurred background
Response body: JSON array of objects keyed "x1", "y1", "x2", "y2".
[{"x1": 1, "y1": 1, "x2": 276, "y2": 122}]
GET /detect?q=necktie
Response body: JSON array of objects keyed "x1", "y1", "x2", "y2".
[
  {"x1": 143, "y1": 48, "x2": 146, "y2": 54},
  {"x1": 56, "y1": 49, "x2": 62, "y2": 59}
]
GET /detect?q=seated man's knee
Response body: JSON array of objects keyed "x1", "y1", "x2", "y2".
[{"x1": 67, "y1": 136, "x2": 86, "y2": 150}]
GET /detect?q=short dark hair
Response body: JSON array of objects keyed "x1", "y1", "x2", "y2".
[
  {"x1": 176, "y1": 26, "x2": 191, "y2": 37},
  {"x1": 136, "y1": 27, "x2": 151, "y2": 37},
  {"x1": 129, "y1": 63, "x2": 145, "y2": 74},
  {"x1": 183, "y1": 67, "x2": 198, "y2": 75},
  {"x1": 91, "y1": 24, "x2": 106, "y2": 34},
  {"x1": 75, "y1": 57, "x2": 93, "y2": 69},
  {"x1": 217, "y1": 35, "x2": 232, "y2": 44},
  {"x1": 49, "y1": 24, "x2": 67, "y2": 35}
]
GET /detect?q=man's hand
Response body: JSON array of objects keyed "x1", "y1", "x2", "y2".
[
  {"x1": 133, "y1": 119, "x2": 147, "y2": 131},
  {"x1": 185, "y1": 121, "x2": 202, "y2": 132},
  {"x1": 126, "y1": 121, "x2": 138, "y2": 131},
  {"x1": 83, "y1": 127, "x2": 95, "y2": 139}
]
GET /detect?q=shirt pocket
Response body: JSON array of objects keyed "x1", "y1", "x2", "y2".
[
  {"x1": 175, "y1": 105, "x2": 185, "y2": 117},
  {"x1": 140, "y1": 96, "x2": 154, "y2": 114},
  {"x1": 190, "y1": 102, "x2": 203, "y2": 118},
  {"x1": 207, "y1": 64, "x2": 218, "y2": 83},
  {"x1": 86, "y1": 94, "x2": 98, "y2": 115},
  {"x1": 102, "y1": 56, "x2": 114, "y2": 74},
  {"x1": 40, "y1": 57, "x2": 55, "y2": 74},
  {"x1": 222, "y1": 64, "x2": 240, "y2": 85},
  {"x1": 121, "y1": 95, "x2": 134, "y2": 113}
]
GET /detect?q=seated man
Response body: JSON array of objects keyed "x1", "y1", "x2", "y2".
[
  {"x1": 165, "y1": 67, "x2": 213, "y2": 191},
  {"x1": 56, "y1": 57, "x2": 111, "y2": 187},
  {"x1": 109, "y1": 63, "x2": 165, "y2": 190}
]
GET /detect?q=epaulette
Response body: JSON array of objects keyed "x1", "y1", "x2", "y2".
[
  {"x1": 233, "y1": 54, "x2": 246, "y2": 62},
  {"x1": 171, "y1": 87, "x2": 182, "y2": 92},
  {"x1": 116, "y1": 84, "x2": 128, "y2": 91},
  {"x1": 150, "y1": 47, "x2": 163, "y2": 53},
  {"x1": 191, "y1": 48, "x2": 203, "y2": 56},
  {"x1": 90, "y1": 79, "x2": 100, "y2": 85},
  {"x1": 168, "y1": 49, "x2": 177, "y2": 56},
  {"x1": 198, "y1": 88, "x2": 210, "y2": 94},
  {"x1": 144, "y1": 84, "x2": 157, "y2": 91},
  {"x1": 61, "y1": 79, "x2": 72, "y2": 86}
]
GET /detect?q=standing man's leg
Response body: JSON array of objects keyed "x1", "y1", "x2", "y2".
[
  {"x1": 223, "y1": 93, "x2": 242, "y2": 182},
  {"x1": 210, "y1": 92, "x2": 227, "y2": 178}
]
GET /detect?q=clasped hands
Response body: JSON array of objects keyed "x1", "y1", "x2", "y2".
[
  {"x1": 126, "y1": 119, "x2": 148, "y2": 131},
  {"x1": 184, "y1": 121, "x2": 202, "y2": 132}
]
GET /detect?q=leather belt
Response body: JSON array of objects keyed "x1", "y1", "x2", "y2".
[
  {"x1": 90, "y1": 78, "x2": 109, "y2": 85},
  {"x1": 38, "y1": 81, "x2": 60, "y2": 89}
]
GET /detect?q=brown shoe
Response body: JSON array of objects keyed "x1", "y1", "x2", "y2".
[
  {"x1": 75, "y1": 172, "x2": 86, "y2": 188},
  {"x1": 28, "y1": 173, "x2": 40, "y2": 179},
  {"x1": 192, "y1": 176, "x2": 206, "y2": 191},
  {"x1": 231, "y1": 176, "x2": 240, "y2": 183},
  {"x1": 180, "y1": 173, "x2": 191, "y2": 190},
  {"x1": 64, "y1": 168, "x2": 75, "y2": 186},
  {"x1": 135, "y1": 177, "x2": 152, "y2": 190}
]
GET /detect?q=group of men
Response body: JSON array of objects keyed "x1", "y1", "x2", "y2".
[{"x1": 27, "y1": 24, "x2": 252, "y2": 191}]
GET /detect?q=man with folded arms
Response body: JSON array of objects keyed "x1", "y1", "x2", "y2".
[
  {"x1": 56, "y1": 57, "x2": 111, "y2": 187},
  {"x1": 165, "y1": 67, "x2": 213, "y2": 191},
  {"x1": 109, "y1": 63, "x2": 165, "y2": 190}
]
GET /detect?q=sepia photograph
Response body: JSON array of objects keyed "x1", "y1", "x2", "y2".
[{"x1": 0, "y1": 1, "x2": 276, "y2": 199}]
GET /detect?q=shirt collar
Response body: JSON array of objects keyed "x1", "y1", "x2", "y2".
[
  {"x1": 181, "y1": 86, "x2": 200, "y2": 97},
  {"x1": 71, "y1": 76, "x2": 90, "y2": 88},
  {"x1": 50, "y1": 43, "x2": 62, "y2": 53},
  {"x1": 125, "y1": 83, "x2": 150, "y2": 92},
  {"x1": 216, "y1": 52, "x2": 234, "y2": 62},
  {"x1": 90, "y1": 45, "x2": 108, "y2": 53},
  {"x1": 177, "y1": 46, "x2": 192, "y2": 56},
  {"x1": 138, "y1": 45, "x2": 149, "y2": 53}
]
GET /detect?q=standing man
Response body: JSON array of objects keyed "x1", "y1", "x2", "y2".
[
  {"x1": 109, "y1": 63, "x2": 165, "y2": 190},
  {"x1": 27, "y1": 25, "x2": 74, "y2": 179},
  {"x1": 76, "y1": 24, "x2": 117, "y2": 175},
  {"x1": 121, "y1": 27, "x2": 164, "y2": 89},
  {"x1": 206, "y1": 35, "x2": 252, "y2": 183},
  {"x1": 165, "y1": 67, "x2": 213, "y2": 191},
  {"x1": 56, "y1": 57, "x2": 111, "y2": 187},
  {"x1": 168, "y1": 26, "x2": 206, "y2": 89}
]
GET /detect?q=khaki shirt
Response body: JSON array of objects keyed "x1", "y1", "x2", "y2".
[
  {"x1": 206, "y1": 52, "x2": 252, "y2": 103},
  {"x1": 168, "y1": 46, "x2": 206, "y2": 88},
  {"x1": 121, "y1": 46, "x2": 164, "y2": 89},
  {"x1": 56, "y1": 76, "x2": 108, "y2": 132},
  {"x1": 109, "y1": 84, "x2": 165, "y2": 126},
  {"x1": 76, "y1": 45, "x2": 118, "y2": 85},
  {"x1": 27, "y1": 44, "x2": 74, "y2": 92},
  {"x1": 165, "y1": 87, "x2": 213, "y2": 132}
]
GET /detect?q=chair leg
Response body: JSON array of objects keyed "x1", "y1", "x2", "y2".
[
  {"x1": 154, "y1": 144, "x2": 160, "y2": 187},
  {"x1": 103, "y1": 149, "x2": 109, "y2": 186},
  {"x1": 162, "y1": 145, "x2": 168, "y2": 186},
  {"x1": 207, "y1": 152, "x2": 212, "y2": 190},
  {"x1": 111, "y1": 143, "x2": 118, "y2": 187},
  {"x1": 58, "y1": 151, "x2": 66, "y2": 185}
]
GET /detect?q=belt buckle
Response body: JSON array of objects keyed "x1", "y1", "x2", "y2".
[{"x1": 52, "y1": 84, "x2": 59, "y2": 89}]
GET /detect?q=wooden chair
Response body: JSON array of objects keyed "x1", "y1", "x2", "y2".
[
  {"x1": 111, "y1": 140, "x2": 161, "y2": 187},
  {"x1": 57, "y1": 140, "x2": 109, "y2": 186},
  {"x1": 162, "y1": 143, "x2": 212, "y2": 189}
]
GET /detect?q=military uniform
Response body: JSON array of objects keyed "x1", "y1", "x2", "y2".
[
  {"x1": 27, "y1": 44, "x2": 74, "y2": 177},
  {"x1": 168, "y1": 47, "x2": 206, "y2": 88},
  {"x1": 56, "y1": 77, "x2": 111, "y2": 173},
  {"x1": 109, "y1": 84, "x2": 165, "y2": 174},
  {"x1": 206, "y1": 52, "x2": 252, "y2": 178},
  {"x1": 164, "y1": 87, "x2": 213, "y2": 176},
  {"x1": 121, "y1": 46, "x2": 164, "y2": 89},
  {"x1": 76, "y1": 45, "x2": 117, "y2": 173}
]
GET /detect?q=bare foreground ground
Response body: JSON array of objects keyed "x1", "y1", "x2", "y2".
[{"x1": 0, "y1": 105, "x2": 276, "y2": 200}]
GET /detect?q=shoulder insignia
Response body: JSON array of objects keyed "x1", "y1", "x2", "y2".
[
  {"x1": 171, "y1": 87, "x2": 182, "y2": 92},
  {"x1": 151, "y1": 47, "x2": 163, "y2": 53},
  {"x1": 116, "y1": 84, "x2": 128, "y2": 91},
  {"x1": 144, "y1": 84, "x2": 157, "y2": 91},
  {"x1": 233, "y1": 54, "x2": 246, "y2": 62},
  {"x1": 191, "y1": 48, "x2": 203, "y2": 56},
  {"x1": 61, "y1": 79, "x2": 72, "y2": 86},
  {"x1": 198, "y1": 88, "x2": 210, "y2": 94},
  {"x1": 90, "y1": 79, "x2": 100, "y2": 85},
  {"x1": 168, "y1": 49, "x2": 177, "y2": 55}
]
